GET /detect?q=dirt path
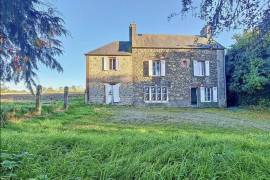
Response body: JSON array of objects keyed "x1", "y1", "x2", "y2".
[{"x1": 111, "y1": 107, "x2": 270, "y2": 131}]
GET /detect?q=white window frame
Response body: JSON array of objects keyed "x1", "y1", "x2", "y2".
[
  {"x1": 144, "y1": 85, "x2": 168, "y2": 103},
  {"x1": 204, "y1": 87, "x2": 212, "y2": 102},
  {"x1": 193, "y1": 60, "x2": 210, "y2": 77},
  {"x1": 197, "y1": 61, "x2": 205, "y2": 76},
  {"x1": 152, "y1": 60, "x2": 161, "y2": 76},
  {"x1": 109, "y1": 57, "x2": 117, "y2": 70}
]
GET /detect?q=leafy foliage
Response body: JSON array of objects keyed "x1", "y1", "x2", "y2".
[
  {"x1": 0, "y1": 151, "x2": 30, "y2": 179},
  {"x1": 170, "y1": 0, "x2": 270, "y2": 38},
  {"x1": 226, "y1": 32, "x2": 270, "y2": 105},
  {"x1": 0, "y1": 0, "x2": 68, "y2": 93}
]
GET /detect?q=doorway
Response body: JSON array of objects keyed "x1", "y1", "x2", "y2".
[
  {"x1": 191, "y1": 88, "x2": 197, "y2": 105},
  {"x1": 105, "y1": 83, "x2": 120, "y2": 104}
]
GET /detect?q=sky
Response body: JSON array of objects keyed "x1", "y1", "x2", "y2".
[{"x1": 9, "y1": 0, "x2": 240, "y2": 90}]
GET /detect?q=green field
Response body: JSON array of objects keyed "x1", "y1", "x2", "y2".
[{"x1": 1, "y1": 98, "x2": 270, "y2": 179}]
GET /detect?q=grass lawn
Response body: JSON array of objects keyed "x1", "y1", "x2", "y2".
[{"x1": 1, "y1": 98, "x2": 270, "y2": 179}]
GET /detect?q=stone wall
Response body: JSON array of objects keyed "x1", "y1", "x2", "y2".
[
  {"x1": 132, "y1": 48, "x2": 223, "y2": 107},
  {"x1": 217, "y1": 50, "x2": 227, "y2": 107},
  {"x1": 86, "y1": 55, "x2": 133, "y2": 105},
  {"x1": 86, "y1": 48, "x2": 226, "y2": 107}
]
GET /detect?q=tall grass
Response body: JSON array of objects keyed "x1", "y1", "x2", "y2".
[{"x1": 1, "y1": 98, "x2": 270, "y2": 179}]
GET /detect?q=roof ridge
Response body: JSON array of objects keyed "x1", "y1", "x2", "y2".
[{"x1": 136, "y1": 33, "x2": 203, "y2": 38}]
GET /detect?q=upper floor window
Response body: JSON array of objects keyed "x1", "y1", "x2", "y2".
[
  {"x1": 152, "y1": 61, "x2": 161, "y2": 76},
  {"x1": 144, "y1": 60, "x2": 166, "y2": 77},
  {"x1": 109, "y1": 57, "x2": 117, "y2": 70},
  {"x1": 193, "y1": 60, "x2": 210, "y2": 76},
  {"x1": 102, "y1": 57, "x2": 119, "y2": 71}
]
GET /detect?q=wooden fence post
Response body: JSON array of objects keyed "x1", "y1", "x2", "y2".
[
  {"x1": 35, "y1": 85, "x2": 42, "y2": 115},
  {"x1": 64, "y1": 86, "x2": 69, "y2": 110}
]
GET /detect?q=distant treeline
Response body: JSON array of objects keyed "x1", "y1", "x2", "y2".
[{"x1": 0, "y1": 85, "x2": 85, "y2": 94}]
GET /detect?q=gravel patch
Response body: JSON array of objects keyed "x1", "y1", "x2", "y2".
[{"x1": 111, "y1": 107, "x2": 270, "y2": 131}]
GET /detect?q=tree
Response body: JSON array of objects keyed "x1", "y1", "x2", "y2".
[
  {"x1": 0, "y1": 0, "x2": 68, "y2": 93},
  {"x1": 226, "y1": 32, "x2": 270, "y2": 105},
  {"x1": 170, "y1": 0, "x2": 270, "y2": 38}
]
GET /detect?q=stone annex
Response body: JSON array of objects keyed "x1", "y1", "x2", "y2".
[{"x1": 85, "y1": 24, "x2": 226, "y2": 107}]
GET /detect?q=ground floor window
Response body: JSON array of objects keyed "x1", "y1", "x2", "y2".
[
  {"x1": 144, "y1": 85, "x2": 168, "y2": 102},
  {"x1": 204, "y1": 87, "x2": 212, "y2": 102},
  {"x1": 200, "y1": 87, "x2": 218, "y2": 103}
]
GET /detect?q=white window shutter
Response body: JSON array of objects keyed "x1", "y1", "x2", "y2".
[
  {"x1": 161, "y1": 60, "x2": 166, "y2": 76},
  {"x1": 213, "y1": 87, "x2": 218, "y2": 102},
  {"x1": 205, "y1": 61, "x2": 210, "y2": 76},
  {"x1": 148, "y1": 60, "x2": 153, "y2": 76},
  {"x1": 200, "y1": 87, "x2": 205, "y2": 102},
  {"x1": 113, "y1": 83, "x2": 120, "y2": 102},
  {"x1": 193, "y1": 60, "x2": 198, "y2": 76},
  {"x1": 104, "y1": 84, "x2": 111, "y2": 104},
  {"x1": 116, "y1": 58, "x2": 120, "y2": 71},
  {"x1": 103, "y1": 57, "x2": 109, "y2": 71}
]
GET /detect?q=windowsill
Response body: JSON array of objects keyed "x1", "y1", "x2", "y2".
[
  {"x1": 201, "y1": 101, "x2": 218, "y2": 103},
  {"x1": 144, "y1": 101, "x2": 169, "y2": 103}
]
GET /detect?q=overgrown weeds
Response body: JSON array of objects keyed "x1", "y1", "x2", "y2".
[{"x1": 1, "y1": 98, "x2": 270, "y2": 179}]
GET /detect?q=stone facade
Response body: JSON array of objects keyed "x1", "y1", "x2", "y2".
[
  {"x1": 131, "y1": 48, "x2": 225, "y2": 107},
  {"x1": 85, "y1": 24, "x2": 226, "y2": 107},
  {"x1": 86, "y1": 55, "x2": 133, "y2": 105}
]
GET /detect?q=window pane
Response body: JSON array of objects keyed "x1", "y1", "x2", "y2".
[
  {"x1": 109, "y1": 59, "x2": 112, "y2": 70},
  {"x1": 113, "y1": 59, "x2": 116, "y2": 70},
  {"x1": 162, "y1": 87, "x2": 167, "y2": 93},
  {"x1": 202, "y1": 62, "x2": 205, "y2": 76},
  {"x1": 151, "y1": 87, "x2": 156, "y2": 100},
  {"x1": 144, "y1": 87, "x2": 150, "y2": 101},
  {"x1": 152, "y1": 61, "x2": 161, "y2": 76},
  {"x1": 157, "y1": 61, "x2": 160, "y2": 76},
  {"x1": 157, "y1": 87, "x2": 161, "y2": 101},
  {"x1": 162, "y1": 87, "x2": 167, "y2": 101},
  {"x1": 204, "y1": 88, "x2": 211, "y2": 101}
]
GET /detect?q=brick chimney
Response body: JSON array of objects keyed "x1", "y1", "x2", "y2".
[{"x1": 129, "y1": 23, "x2": 137, "y2": 47}]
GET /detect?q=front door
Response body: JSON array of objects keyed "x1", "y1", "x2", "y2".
[
  {"x1": 191, "y1": 88, "x2": 197, "y2": 105},
  {"x1": 105, "y1": 84, "x2": 113, "y2": 104},
  {"x1": 105, "y1": 83, "x2": 120, "y2": 104}
]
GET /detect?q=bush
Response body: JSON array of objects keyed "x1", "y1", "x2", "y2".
[{"x1": 258, "y1": 99, "x2": 270, "y2": 108}]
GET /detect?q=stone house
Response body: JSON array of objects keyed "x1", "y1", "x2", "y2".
[{"x1": 85, "y1": 24, "x2": 226, "y2": 107}]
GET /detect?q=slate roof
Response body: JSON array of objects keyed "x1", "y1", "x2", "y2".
[
  {"x1": 134, "y1": 34, "x2": 225, "y2": 49},
  {"x1": 85, "y1": 34, "x2": 224, "y2": 56},
  {"x1": 85, "y1": 41, "x2": 131, "y2": 56}
]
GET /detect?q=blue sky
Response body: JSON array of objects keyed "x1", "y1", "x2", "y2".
[{"x1": 10, "y1": 0, "x2": 239, "y2": 90}]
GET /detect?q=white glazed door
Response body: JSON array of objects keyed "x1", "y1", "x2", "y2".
[{"x1": 105, "y1": 84, "x2": 113, "y2": 104}]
